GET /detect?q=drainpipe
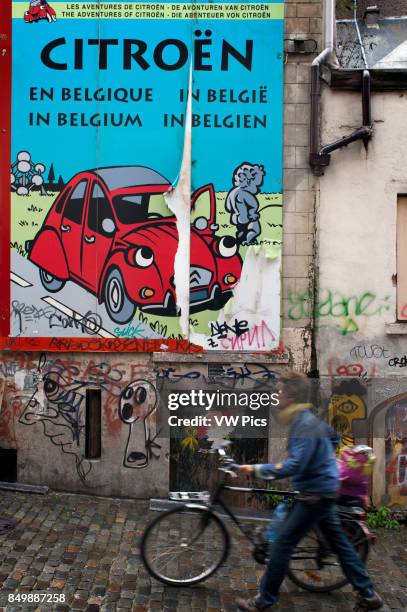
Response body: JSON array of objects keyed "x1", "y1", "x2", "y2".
[
  {"x1": 309, "y1": 48, "x2": 332, "y2": 173},
  {"x1": 309, "y1": 1, "x2": 373, "y2": 176}
]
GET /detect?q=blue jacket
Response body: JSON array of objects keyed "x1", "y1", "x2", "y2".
[{"x1": 254, "y1": 408, "x2": 339, "y2": 495}]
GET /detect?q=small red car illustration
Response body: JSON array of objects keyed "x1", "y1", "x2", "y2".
[
  {"x1": 24, "y1": 0, "x2": 57, "y2": 23},
  {"x1": 27, "y1": 166, "x2": 242, "y2": 324}
]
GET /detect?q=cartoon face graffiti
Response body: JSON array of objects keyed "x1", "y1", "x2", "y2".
[
  {"x1": 328, "y1": 380, "x2": 367, "y2": 453},
  {"x1": 18, "y1": 370, "x2": 92, "y2": 484},
  {"x1": 118, "y1": 380, "x2": 160, "y2": 468}
]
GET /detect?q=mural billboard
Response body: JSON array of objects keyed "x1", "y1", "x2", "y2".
[{"x1": 1, "y1": 1, "x2": 284, "y2": 351}]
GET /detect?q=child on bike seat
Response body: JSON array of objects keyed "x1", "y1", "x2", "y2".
[{"x1": 337, "y1": 445, "x2": 376, "y2": 510}]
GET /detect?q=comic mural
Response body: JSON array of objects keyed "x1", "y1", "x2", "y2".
[{"x1": 7, "y1": 1, "x2": 284, "y2": 351}]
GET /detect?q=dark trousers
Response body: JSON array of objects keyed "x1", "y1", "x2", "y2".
[{"x1": 259, "y1": 498, "x2": 373, "y2": 607}]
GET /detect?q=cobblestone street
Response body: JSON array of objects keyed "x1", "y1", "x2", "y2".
[{"x1": 0, "y1": 492, "x2": 405, "y2": 611}]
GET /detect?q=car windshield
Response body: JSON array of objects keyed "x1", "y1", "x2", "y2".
[{"x1": 112, "y1": 193, "x2": 174, "y2": 224}]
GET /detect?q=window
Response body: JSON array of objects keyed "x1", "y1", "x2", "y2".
[
  {"x1": 112, "y1": 193, "x2": 149, "y2": 224},
  {"x1": 85, "y1": 389, "x2": 101, "y2": 459},
  {"x1": 397, "y1": 195, "x2": 407, "y2": 320},
  {"x1": 88, "y1": 183, "x2": 115, "y2": 235},
  {"x1": 0, "y1": 448, "x2": 17, "y2": 482},
  {"x1": 63, "y1": 180, "x2": 87, "y2": 224},
  {"x1": 55, "y1": 187, "x2": 71, "y2": 214}
]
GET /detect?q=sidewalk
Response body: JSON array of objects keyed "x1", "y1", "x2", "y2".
[{"x1": 0, "y1": 491, "x2": 405, "y2": 611}]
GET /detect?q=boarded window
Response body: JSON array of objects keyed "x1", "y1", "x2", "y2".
[
  {"x1": 397, "y1": 195, "x2": 407, "y2": 320},
  {"x1": 85, "y1": 389, "x2": 101, "y2": 459}
]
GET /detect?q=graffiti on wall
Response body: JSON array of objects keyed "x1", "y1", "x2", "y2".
[
  {"x1": 0, "y1": 353, "x2": 165, "y2": 485},
  {"x1": 288, "y1": 289, "x2": 391, "y2": 335},
  {"x1": 327, "y1": 379, "x2": 367, "y2": 453},
  {"x1": 5, "y1": 3, "x2": 285, "y2": 352},
  {"x1": 19, "y1": 366, "x2": 93, "y2": 485},
  {"x1": 118, "y1": 380, "x2": 160, "y2": 469},
  {"x1": 0, "y1": 354, "x2": 281, "y2": 488},
  {"x1": 384, "y1": 399, "x2": 407, "y2": 506}
]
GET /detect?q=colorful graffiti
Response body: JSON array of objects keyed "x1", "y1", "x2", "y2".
[
  {"x1": 0, "y1": 355, "x2": 281, "y2": 489},
  {"x1": 0, "y1": 353, "x2": 162, "y2": 485},
  {"x1": 327, "y1": 379, "x2": 367, "y2": 453},
  {"x1": 288, "y1": 289, "x2": 391, "y2": 335},
  {"x1": 385, "y1": 399, "x2": 407, "y2": 506}
]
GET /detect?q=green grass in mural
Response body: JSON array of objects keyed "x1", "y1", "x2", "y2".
[
  {"x1": 11, "y1": 191, "x2": 56, "y2": 256},
  {"x1": 10, "y1": 190, "x2": 282, "y2": 339}
]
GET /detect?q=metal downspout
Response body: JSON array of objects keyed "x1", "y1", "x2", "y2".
[{"x1": 309, "y1": 1, "x2": 373, "y2": 176}]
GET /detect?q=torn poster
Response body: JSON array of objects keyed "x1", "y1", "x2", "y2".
[
  {"x1": 7, "y1": 1, "x2": 284, "y2": 351},
  {"x1": 189, "y1": 2, "x2": 284, "y2": 350}
]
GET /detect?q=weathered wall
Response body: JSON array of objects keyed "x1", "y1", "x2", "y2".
[
  {"x1": 317, "y1": 84, "x2": 407, "y2": 508},
  {"x1": 281, "y1": 0, "x2": 321, "y2": 365},
  {"x1": 0, "y1": 352, "x2": 169, "y2": 497},
  {"x1": 0, "y1": 352, "x2": 291, "y2": 497},
  {"x1": 0, "y1": 1, "x2": 322, "y2": 498}
]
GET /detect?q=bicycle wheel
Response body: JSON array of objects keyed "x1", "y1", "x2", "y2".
[
  {"x1": 140, "y1": 505, "x2": 230, "y2": 586},
  {"x1": 287, "y1": 521, "x2": 369, "y2": 593}
]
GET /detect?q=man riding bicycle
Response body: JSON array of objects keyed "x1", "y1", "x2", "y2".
[{"x1": 236, "y1": 370, "x2": 383, "y2": 611}]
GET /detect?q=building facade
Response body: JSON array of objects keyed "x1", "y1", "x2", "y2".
[{"x1": 1, "y1": 0, "x2": 405, "y2": 511}]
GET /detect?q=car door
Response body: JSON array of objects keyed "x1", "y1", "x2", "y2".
[
  {"x1": 81, "y1": 181, "x2": 117, "y2": 292},
  {"x1": 60, "y1": 179, "x2": 88, "y2": 278}
]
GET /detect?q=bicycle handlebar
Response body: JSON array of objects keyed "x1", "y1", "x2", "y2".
[{"x1": 218, "y1": 456, "x2": 239, "y2": 477}]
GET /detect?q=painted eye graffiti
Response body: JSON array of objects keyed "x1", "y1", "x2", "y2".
[
  {"x1": 119, "y1": 381, "x2": 157, "y2": 424},
  {"x1": 123, "y1": 386, "x2": 134, "y2": 401},
  {"x1": 134, "y1": 386, "x2": 147, "y2": 404},
  {"x1": 43, "y1": 375, "x2": 61, "y2": 400},
  {"x1": 119, "y1": 384, "x2": 150, "y2": 423},
  {"x1": 338, "y1": 399, "x2": 359, "y2": 414}
]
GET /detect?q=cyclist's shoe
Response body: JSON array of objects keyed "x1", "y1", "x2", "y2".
[
  {"x1": 355, "y1": 590, "x2": 383, "y2": 610},
  {"x1": 236, "y1": 596, "x2": 273, "y2": 611}
]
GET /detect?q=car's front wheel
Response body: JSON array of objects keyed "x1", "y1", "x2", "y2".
[
  {"x1": 39, "y1": 268, "x2": 66, "y2": 293},
  {"x1": 104, "y1": 268, "x2": 135, "y2": 324}
]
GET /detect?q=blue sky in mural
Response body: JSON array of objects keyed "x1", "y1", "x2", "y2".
[{"x1": 12, "y1": 1, "x2": 284, "y2": 192}]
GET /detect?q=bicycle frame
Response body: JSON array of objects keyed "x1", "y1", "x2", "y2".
[
  {"x1": 204, "y1": 471, "x2": 371, "y2": 555},
  {"x1": 207, "y1": 474, "x2": 298, "y2": 545}
]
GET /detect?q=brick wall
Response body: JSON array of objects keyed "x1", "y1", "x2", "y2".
[{"x1": 282, "y1": 0, "x2": 322, "y2": 332}]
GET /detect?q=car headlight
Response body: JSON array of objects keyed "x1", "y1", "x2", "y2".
[
  {"x1": 215, "y1": 236, "x2": 237, "y2": 258},
  {"x1": 194, "y1": 216, "x2": 208, "y2": 231},
  {"x1": 126, "y1": 246, "x2": 154, "y2": 268}
]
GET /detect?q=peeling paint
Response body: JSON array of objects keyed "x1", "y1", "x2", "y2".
[{"x1": 164, "y1": 67, "x2": 192, "y2": 338}]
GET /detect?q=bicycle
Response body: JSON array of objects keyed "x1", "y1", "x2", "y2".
[{"x1": 141, "y1": 445, "x2": 374, "y2": 591}]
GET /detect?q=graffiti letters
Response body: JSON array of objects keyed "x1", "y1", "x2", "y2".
[
  {"x1": 350, "y1": 344, "x2": 390, "y2": 360},
  {"x1": 288, "y1": 289, "x2": 391, "y2": 335},
  {"x1": 388, "y1": 356, "x2": 407, "y2": 368}
]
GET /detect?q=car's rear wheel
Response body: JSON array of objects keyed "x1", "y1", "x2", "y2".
[
  {"x1": 39, "y1": 269, "x2": 66, "y2": 292},
  {"x1": 104, "y1": 268, "x2": 135, "y2": 324}
]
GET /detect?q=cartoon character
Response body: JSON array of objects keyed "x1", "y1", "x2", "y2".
[
  {"x1": 118, "y1": 380, "x2": 160, "y2": 468},
  {"x1": 225, "y1": 162, "x2": 265, "y2": 245},
  {"x1": 328, "y1": 379, "x2": 367, "y2": 454},
  {"x1": 27, "y1": 166, "x2": 242, "y2": 324},
  {"x1": 24, "y1": 0, "x2": 57, "y2": 23},
  {"x1": 18, "y1": 370, "x2": 92, "y2": 485}
]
